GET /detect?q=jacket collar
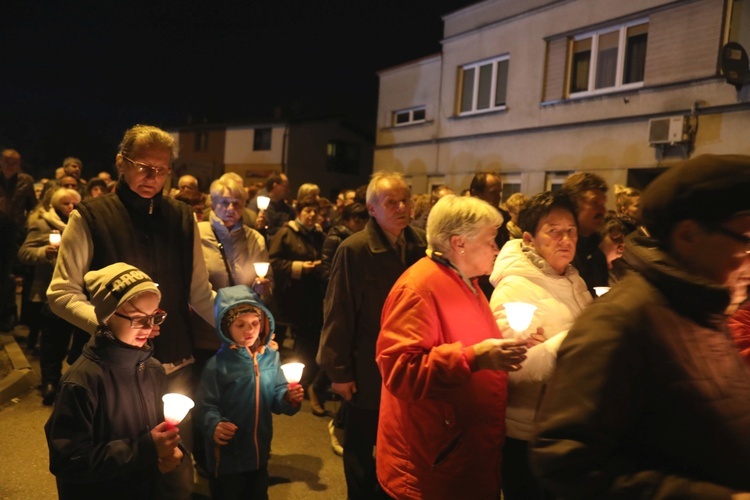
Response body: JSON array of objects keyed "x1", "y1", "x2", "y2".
[
  {"x1": 116, "y1": 178, "x2": 163, "y2": 215},
  {"x1": 85, "y1": 331, "x2": 155, "y2": 368}
]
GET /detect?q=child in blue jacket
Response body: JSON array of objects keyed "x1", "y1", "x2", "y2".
[{"x1": 195, "y1": 285, "x2": 304, "y2": 500}]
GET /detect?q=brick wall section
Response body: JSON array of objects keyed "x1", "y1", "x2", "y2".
[{"x1": 644, "y1": 0, "x2": 725, "y2": 85}]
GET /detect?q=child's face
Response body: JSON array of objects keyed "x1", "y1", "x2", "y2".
[
  {"x1": 229, "y1": 312, "x2": 262, "y2": 348},
  {"x1": 109, "y1": 292, "x2": 162, "y2": 348}
]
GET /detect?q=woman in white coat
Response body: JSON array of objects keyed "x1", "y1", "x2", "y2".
[{"x1": 489, "y1": 191, "x2": 592, "y2": 500}]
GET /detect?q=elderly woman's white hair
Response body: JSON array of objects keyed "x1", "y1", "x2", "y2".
[
  {"x1": 427, "y1": 194, "x2": 503, "y2": 255},
  {"x1": 210, "y1": 177, "x2": 247, "y2": 205},
  {"x1": 50, "y1": 187, "x2": 81, "y2": 210}
]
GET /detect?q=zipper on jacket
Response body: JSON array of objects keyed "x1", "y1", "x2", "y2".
[
  {"x1": 251, "y1": 348, "x2": 261, "y2": 467},
  {"x1": 135, "y1": 362, "x2": 151, "y2": 433},
  {"x1": 149, "y1": 199, "x2": 154, "y2": 215}
]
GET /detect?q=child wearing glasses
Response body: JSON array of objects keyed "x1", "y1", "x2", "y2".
[
  {"x1": 45, "y1": 262, "x2": 184, "y2": 499},
  {"x1": 195, "y1": 284, "x2": 304, "y2": 500}
]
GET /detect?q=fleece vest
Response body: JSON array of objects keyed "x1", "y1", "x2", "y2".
[{"x1": 76, "y1": 190, "x2": 195, "y2": 364}]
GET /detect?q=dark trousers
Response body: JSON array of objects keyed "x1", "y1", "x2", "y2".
[
  {"x1": 24, "y1": 300, "x2": 44, "y2": 349},
  {"x1": 343, "y1": 404, "x2": 386, "y2": 500},
  {"x1": 501, "y1": 437, "x2": 551, "y2": 500},
  {"x1": 210, "y1": 465, "x2": 269, "y2": 500},
  {"x1": 39, "y1": 304, "x2": 88, "y2": 386}
]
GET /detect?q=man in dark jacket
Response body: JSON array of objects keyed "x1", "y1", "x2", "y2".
[
  {"x1": 531, "y1": 154, "x2": 750, "y2": 498},
  {"x1": 317, "y1": 171, "x2": 427, "y2": 499}
]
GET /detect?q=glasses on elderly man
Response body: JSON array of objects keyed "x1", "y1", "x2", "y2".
[
  {"x1": 122, "y1": 155, "x2": 172, "y2": 177},
  {"x1": 113, "y1": 309, "x2": 168, "y2": 329}
]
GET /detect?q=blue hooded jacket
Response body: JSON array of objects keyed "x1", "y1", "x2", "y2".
[{"x1": 195, "y1": 285, "x2": 299, "y2": 476}]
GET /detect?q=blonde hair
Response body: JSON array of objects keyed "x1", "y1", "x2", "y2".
[
  {"x1": 210, "y1": 178, "x2": 247, "y2": 205},
  {"x1": 614, "y1": 184, "x2": 640, "y2": 214},
  {"x1": 50, "y1": 188, "x2": 82, "y2": 210},
  {"x1": 118, "y1": 124, "x2": 176, "y2": 160},
  {"x1": 427, "y1": 194, "x2": 502, "y2": 254},
  {"x1": 297, "y1": 183, "x2": 320, "y2": 201},
  {"x1": 504, "y1": 192, "x2": 528, "y2": 216}
]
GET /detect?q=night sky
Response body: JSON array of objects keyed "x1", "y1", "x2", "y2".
[{"x1": 1, "y1": 0, "x2": 476, "y2": 179}]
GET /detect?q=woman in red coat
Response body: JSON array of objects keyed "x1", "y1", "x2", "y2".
[{"x1": 376, "y1": 194, "x2": 529, "y2": 499}]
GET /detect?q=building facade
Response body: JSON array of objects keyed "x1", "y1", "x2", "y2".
[{"x1": 375, "y1": 0, "x2": 750, "y2": 202}]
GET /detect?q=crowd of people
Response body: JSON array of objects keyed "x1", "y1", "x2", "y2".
[{"x1": 1, "y1": 124, "x2": 749, "y2": 499}]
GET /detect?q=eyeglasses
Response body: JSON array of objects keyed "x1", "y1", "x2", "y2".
[
  {"x1": 216, "y1": 199, "x2": 243, "y2": 210},
  {"x1": 122, "y1": 155, "x2": 172, "y2": 177},
  {"x1": 113, "y1": 309, "x2": 167, "y2": 329},
  {"x1": 711, "y1": 225, "x2": 750, "y2": 254}
]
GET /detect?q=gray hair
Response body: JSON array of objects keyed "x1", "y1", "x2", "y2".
[
  {"x1": 427, "y1": 194, "x2": 502, "y2": 254},
  {"x1": 50, "y1": 188, "x2": 81, "y2": 210},
  {"x1": 118, "y1": 124, "x2": 176, "y2": 160},
  {"x1": 210, "y1": 178, "x2": 247, "y2": 205},
  {"x1": 366, "y1": 171, "x2": 407, "y2": 206}
]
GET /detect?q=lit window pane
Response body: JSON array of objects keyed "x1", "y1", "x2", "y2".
[
  {"x1": 495, "y1": 59, "x2": 509, "y2": 106},
  {"x1": 477, "y1": 64, "x2": 492, "y2": 109},
  {"x1": 595, "y1": 30, "x2": 619, "y2": 89},
  {"x1": 460, "y1": 68, "x2": 475, "y2": 112},
  {"x1": 570, "y1": 38, "x2": 591, "y2": 93}
]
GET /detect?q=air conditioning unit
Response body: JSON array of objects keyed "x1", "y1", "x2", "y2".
[{"x1": 648, "y1": 116, "x2": 687, "y2": 145}]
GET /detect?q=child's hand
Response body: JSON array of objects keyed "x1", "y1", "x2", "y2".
[
  {"x1": 214, "y1": 421, "x2": 238, "y2": 446},
  {"x1": 150, "y1": 422, "x2": 180, "y2": 459},
  {"x1": 158, "y1": 445, "x2": 184, "y2": 473},
  {"x1": 285, "y1": 383, "x2": 304, "y2": 404}
]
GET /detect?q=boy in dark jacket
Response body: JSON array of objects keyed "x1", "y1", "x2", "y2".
[
  {"x1": 195, "y1": 285, "x2": 303, "y2": 500},
  {"x1": 45, "y1": 262, "x2": 183, "y2": 499}
]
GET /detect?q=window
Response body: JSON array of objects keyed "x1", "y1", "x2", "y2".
[
  {"x1": 458, "y1": 55, "x2": 509, "y2": 115},
  {"x1": 568, "y1": 20, "x2": 648, "y2": 97},
  {"x1": 393, "y1": 106, "x2": 426, "y2": 127},
  {"x1": 500, "y1": 173, "x2": 521, "y2": 202},
  {"x1": 253, "y1": 128, "x2": 272, "y2": 151},
  {"x1": 545, "y1": 172, "x2": 573, "y2": 192},
  {"x1": 194, "y1": 131, "x2": 208, "y2": 152},
  {"x1": 326, "y1": 141, "x2": 360, "y2": 175}
]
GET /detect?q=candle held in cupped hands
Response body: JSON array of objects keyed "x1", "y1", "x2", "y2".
[{"x1": 473, "y1": 338, "x2": 528, "y2": 371}]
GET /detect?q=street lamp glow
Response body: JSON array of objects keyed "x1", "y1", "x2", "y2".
[{"x1": 503, "y1": 302, "x2": 537, "y2": 333}]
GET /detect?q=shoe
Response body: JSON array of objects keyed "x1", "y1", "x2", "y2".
[
  {"x1": 328, "y1": 419, "x2": 344, "y2": 456},
  {"x1": 308, "y1": 385, "x2": 326, "y2": 417},
  {"x1": 42, "y1": 383, "x2": 57, "y2": 406}
]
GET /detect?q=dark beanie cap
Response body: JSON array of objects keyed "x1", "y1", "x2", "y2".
[{"x1": 641, "y1": 154, "x2": 750, "y2": 243}]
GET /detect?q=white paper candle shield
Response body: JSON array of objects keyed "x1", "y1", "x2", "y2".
[
  {"x1": 280, "y1": 362, "x2": 305, "y2": 384},
  {"x1": 503, "y1": 302, "x2": 537, "y2": 332},
  {"x1": 256, "y1": 196, "x2": 270, "y2": 210},
  {"x1": 162, "y1": 393, "x2": 195, "y2": 426},
  {"x1": 253, "y1": 262, "x2": 270, "y2": 279},
  {"x1": 594, "y1": 286, "x2": 611, "y2": 297},
  {"x1": 49, "y1": 231, "x2": 61, "y2": 247}
]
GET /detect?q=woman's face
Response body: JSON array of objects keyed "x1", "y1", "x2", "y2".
[
  {"x1": 624, "y1": 196, "x2": 641, "y2": 221},
  {"x1": 213, "y1": 190, "x2": 243, "y2": 228},
  {"x1": 298, "y1": 205, "x2": 319, "y2": 229},
  {"x1": 89, "y1": 186, "x2": 104, "y2": 198},
  {"x1": 118, "y1": 146, "x2": 171, "y2": 199},
  {"x1": 527, "y1": 208, "x2": 578, "y2": 274},
  {"x1": 56, "y1": 195, "x2": 77, "y2": 218},
  {"x1": 229, "y1": 312, "x2": 262, "y2": 347},
  {"x1": 455, "y1": 223, "x2": 499, "y2": 278}
]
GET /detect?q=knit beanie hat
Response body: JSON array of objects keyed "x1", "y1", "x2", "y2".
[
  {"x1": 84, "y1": 263, "x2": 161, "y2": 325},
  {"x1": 221, "y1": 303, "x2": 263, "y2": 338},
  {"x1": 641, "y1": 154, "x2": 750, "y2": 243}
]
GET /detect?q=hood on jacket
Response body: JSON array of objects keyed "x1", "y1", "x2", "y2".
[
  {"x1": 214, "y1": 285, "x2": 275, "y2": 349},
  {"x1": 490, "y1": 239, "x2": 577, "y2": 287}
]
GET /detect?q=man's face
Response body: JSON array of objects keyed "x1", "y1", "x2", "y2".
[
  {"x1": 480, "y1": 175, "x2": 502, "y2": 208},
  {"x1": 683, "y1": 215, "x2": 750, "y2": 287},
  {"x1": 368, "y1": 180, "x2": 411, "y2": 236},
  {"x1": 1, "y1": 154, "x2": 21, "y2": 178},
  {"x1": 63, "y1": 162, "x2": 82, "y2": 179},
  {"x1": 178, "y1": 177, "x2": 199, "y2": 197},
  {"x1": 117, "y1": 146, "x2": 171, "y2": 199},
  {"x1": 60, "y1": 176, "x2": 78, "y2": 190},
  {"x1": 271, "y1": 174, "x2": 290, "y2": 199},
  {"x1": 576, "y1": 189, "x2": 607, "y2": 237}
]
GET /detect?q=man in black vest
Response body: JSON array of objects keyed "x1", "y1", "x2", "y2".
[{"x1": 48, "y1": 124, "x2": 215, "y2": 500}]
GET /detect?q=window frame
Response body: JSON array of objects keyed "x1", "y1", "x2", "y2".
[
  {"x1": 392, "y1": 106, "x2": 427, "y2": 127},
  {"x1": 567, "y1": 18, "x2": 648, "y2": 99},
  {"x1": 457, "y1": 54, "x2": 510, "y2": 116}
]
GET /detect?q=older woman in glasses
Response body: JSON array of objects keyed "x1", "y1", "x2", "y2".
[
  {"x1": 375, "y1": 194, "x2": 528, "y2": 499},
  {"x1": 47, "y1": 124, "x2": 216, "y2": 498},
  {"x1": 489, "y1": 191, "x2": 591, "y2": 500}
]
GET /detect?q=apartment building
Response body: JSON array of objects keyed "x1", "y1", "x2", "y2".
[{"x1": 375, "y1": 0, "x2": 750, "y2": 201}]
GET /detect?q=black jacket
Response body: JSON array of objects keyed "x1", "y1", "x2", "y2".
[{"x1": 45, "y1": 333, "x2": 167, "y2": 499}]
